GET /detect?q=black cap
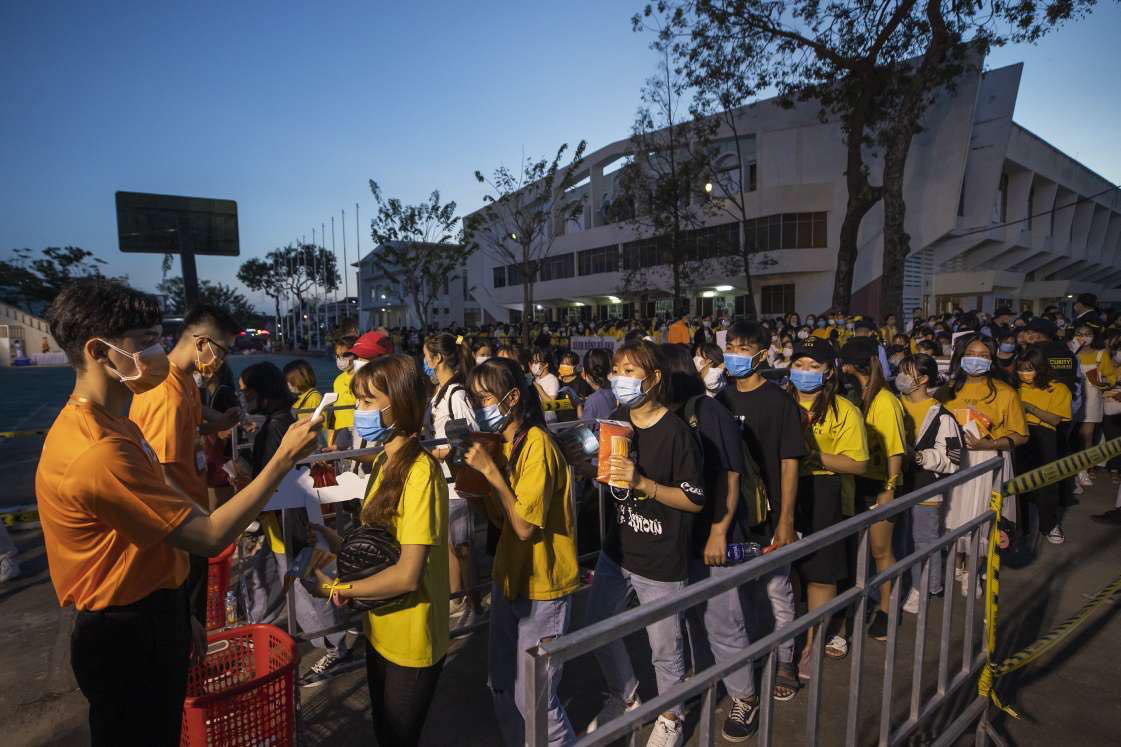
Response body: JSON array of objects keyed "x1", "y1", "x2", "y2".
[
  {"x1": 854, "y1": 318, "x2": 877, "y2": 333},
  {"x1": 839, "y1": 337, "x2": 879, "y2": 366},
  {"x1": 792, "y1": 337, "x2": 835, "y2": 365},
  {"x1": 1025, "y1": 318, "x2": 1057, "y2": 338}
]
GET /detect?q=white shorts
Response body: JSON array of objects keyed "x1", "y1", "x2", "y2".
[{"x1": 1083, "y1": 383, "x2": 1104, "y2": 423}]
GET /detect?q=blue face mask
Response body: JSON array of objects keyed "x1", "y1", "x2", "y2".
[
  {"x1": 998, "y1": 342, "x2": 1017, "y2": 354},
  {"x1": 354, "y1": 406, "x2": 393, "y2": 443},
  {"x1": 476, "y1": 389, "x2": 514, "y2": 433},
  {"x1": 790, "y1": 368, "x2": 825, "y2": 393},
  {"x1": 611, "y1": 375, "x2": 649, "y2": 407},
  {"x1": 961, "y1": 356, "x2": 992, "y2": 376},
  {"x1": 724, "y1": 351, "x2": 763, "y2": 378},
  {"x1": 423, "y1": 358, "x2": 438, "y2": 383}
]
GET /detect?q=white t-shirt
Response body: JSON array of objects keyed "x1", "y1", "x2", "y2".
[
  {"x1": 427, "y1": 383, "x2": 478, "y2": 500},
  {"x1": 535, "y1": 372, "x2": 561, "y2": 399}
]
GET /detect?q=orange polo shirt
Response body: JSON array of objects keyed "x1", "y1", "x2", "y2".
[
  {"x1": 130, "y1": 363, "x2": 208, "y2": 508},
  {"x1": 666, "y1": 320, "x2": 692, "y2": 345},
  {"x1": 35, "y1": 398, "x2": 194, "y2": 610}
]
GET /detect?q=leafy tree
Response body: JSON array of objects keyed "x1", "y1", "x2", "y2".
[
  {"x1": 157, "y1": 276, "x2": 257, "y2": 326},
  {"x1": 366, "y1": 182, "x2": 474, "y2": 334},
  {"x1": 617, "y1": 39, "x2": 715, "y2": 314},
  {"x1": 250, "y1": 243, "x2": 340, "y2": 343},
  {"x1": 237, "y1": 257, "x2": 287, "y2": 329},
  {"x1": 468, "y1": 141, "x2": 588, "y2": 349},
  {"x1": 0, "y1": 246, "x2": 109, "y2": 312}
]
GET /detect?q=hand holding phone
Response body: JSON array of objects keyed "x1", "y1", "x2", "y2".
[{"x1": 310, "y1": 392, "x2": 339, "y2": 424}]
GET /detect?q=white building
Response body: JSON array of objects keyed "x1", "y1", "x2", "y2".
[
  {"x1": 461, "y1": 61, "x2": 1120, "y2": 326},
  {"x1": 355, "y1": 242, "x2": 481, "y2": 330}
]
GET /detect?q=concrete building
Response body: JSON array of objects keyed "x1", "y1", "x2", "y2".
[
  {"x1": 355, "y1": 242, "x2": 481, "y2": 330},
  {"x1": 460, "y1": 61, "x2": 1120, "y2": 326}
]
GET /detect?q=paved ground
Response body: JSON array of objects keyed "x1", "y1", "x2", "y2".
[{"x1": 2, "y1": 360, "x2": 1119, "y2": 745}]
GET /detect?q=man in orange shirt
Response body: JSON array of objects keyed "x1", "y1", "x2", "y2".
[
  {"x1": 666, "y1": 306, "x2": 693, "y2": 345},
  {"x1": 130, "y1": 305, "x2": 242, "y2": 625},
  {"x1": 37, "y1": 280, "x2": 321, "y2": 746}
]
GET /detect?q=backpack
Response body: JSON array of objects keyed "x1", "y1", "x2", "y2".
[{"x1": 682, "y1": 394, "x2": 770, "y2": 530}]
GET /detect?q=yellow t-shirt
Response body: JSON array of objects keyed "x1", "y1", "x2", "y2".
[
  {"x1": 1018, "y1": 382, "x2": 1071, "y2": 431},
  {"x1": 491, "y1": 427, "x2": 580, "y2": 602},
  {"x1": 1078, "y1": 348, "x2": 1116, "y2": 388},
  {"x1": 946, "y1": 378, "x2": 1027, "y2": 440},
  {"x1": 292, "y1": 388, "x2": 322, "y2": 420},
  {"x1": 900, "y1": 396, "x2": 938, "y2": 446},
  {"x1": 864, "y1": 389, "x2": 907, "y2": 481},
  {"x1": 332, "y1": 370, "x2": 355, "y2": 429},
  {"x1": 363, "y1": 452, "x2": 450, "y2": 668},
  {"x1": 799, "y1": 395, "x2": 869, "y2": 515}
]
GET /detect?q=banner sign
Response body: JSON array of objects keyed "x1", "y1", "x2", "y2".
[{"x1": 569, "y1": 336, "x2": 619, "y2": 352}]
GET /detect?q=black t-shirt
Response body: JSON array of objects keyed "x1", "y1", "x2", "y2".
[
  {"x1": 718, "y1": 381, "x2": 806, "y2": 538},
  {"x1": 603, "y1": 407, "x2": 705, "y2": 582},
  {"x1": 561, "y1": 376, "x2": 594, "y2": 400},
  {"x1": 682, "y1": 396, "x2": 749, "y2": 549},
  {"x1": 1038, "y1": 340, "x2": 1076, "y2": 388}
]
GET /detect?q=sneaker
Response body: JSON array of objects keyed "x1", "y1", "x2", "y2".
[
  {"x1": 587, "y1": 692, "x2": 641, "y2": 733},
  {"x1": 721, "y1": 696, "x2": 759, "y2": 742},
  {"x1": 0, "y1": 556, "x2": 20, "y2": 584},
  {"x1": 902, "y1": 588, "x2": 922, "y2": 615},
  {"x1": 1091, "y1": 508, "x2": 1121, "y2": 525},
  {"x1": 1073, "y1": 483, "x2": 1085, "y2": 495},
  {"x1": 1046, "y1": 525, "x2": 1066, "y2": 545},
  {"x1": 868, "y1": 610, "x2": 890, "y2": 641},
  {"x1": 298, "y1": 647, "x2": 345, "y2": 687},
  {"x1": 449, "y1": 597, "x2": 468, "y2": 619},
  {"x1": 1077, "y1": 471, "x2": 1093, "y2": 487},
  {"x1": 646, "y1": 715, "x2": 684, "y2": 747}
]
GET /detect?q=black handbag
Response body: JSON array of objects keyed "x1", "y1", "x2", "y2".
[{"x1": 336, "y1": 524, "x2": 407, "y2": 612}]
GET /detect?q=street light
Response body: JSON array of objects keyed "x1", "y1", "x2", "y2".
[
  {"x1": 704, "y1": 182, "x2": 713, "y2": 193},
  {"x1": 714, "y1": 285, "x2": 733, "y2": 292}
]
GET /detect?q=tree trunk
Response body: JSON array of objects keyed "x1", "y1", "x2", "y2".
[
  {"x1": 738, "y1": 222, "x2": 757, "y2": 319},
  {"x1": 521, "y1": 244, "x2": 531, "y2": 350},
  {"x1": 832, "y1": 83, "x2": 882, "y2": 314}
]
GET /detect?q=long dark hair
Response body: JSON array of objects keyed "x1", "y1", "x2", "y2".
[
  {"x1": 949, "y1": 334, "x2": 998, "y2": 403},
  {"x1": 899, "y1": 353, "x2": 941, "y2": 392},
  {"x1": 352, "y1": 354, "x2": 434, "y2": 527},
  {"x1": 240, "y1": 362, "x2": 294, "y2": 413},
  {"x1": 468, "y1": 356, "x2": 548, "y2": 468},
  {"x1": 582, "y1": 348, "x2": 612, "y2": 388},
  {"x1": 425, "y1": 332, "x2": 474, "y2": 406},
  {"x1": 1016, "y1": 346, "x2": 1055, "y2": 389},
  {"x1": 613, "y1": 339, "x2": 668, "y2": 405},
  {"x1": 845, "y1": 349, "x2": 888, "y2": 415},
  {"x1": 787, "y1": 356, "x2": 840, "y2": 426},
  {"x1": 656, "y1": 343, "x2": 705, "y2": 408}
]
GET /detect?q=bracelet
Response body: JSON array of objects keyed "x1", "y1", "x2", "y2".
[
  {"x1": 651, "y1": 481, "x2": 659, "y2": 501},
  {"x1": 884, "y1": 474, "x2": 902, "y2": 491},
  {"x1": 321, "y1": 578, "x2": 352, "y2": 601}
]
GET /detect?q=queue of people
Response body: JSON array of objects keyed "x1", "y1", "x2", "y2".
[{"x1": 32, "y1": 276, "x2": 1121, "y2": 746}]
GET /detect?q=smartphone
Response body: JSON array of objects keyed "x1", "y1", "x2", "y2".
[{"x1": 310, "y1": 392, "x2": 339, "y2": 423}]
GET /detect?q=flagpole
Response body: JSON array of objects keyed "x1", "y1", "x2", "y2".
[
  {"x1": 331, "y1": 216, "x2": 339, "y2": 329},
  {"x1": 341, "y1": 209, "x2": 349, "y2": 322},
  {"x1": 355, "y1": 202, "x2": 361, "y2": 327}
]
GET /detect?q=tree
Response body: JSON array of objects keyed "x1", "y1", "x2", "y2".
[
  {"x1": 157, "y1": 276, "x2": 257, "y2": 326},
  {"x1": 468, "y1": 141, "x2": 588, "y2": 349},
  {"x1": 366, "y1": 182, "x2": 475, "y2": 334},
  {"x1": 617, "y1": 40, "x2": 714, "y2": 314},
  {"x1": 253, "y1": 243, "x2": 340, "y2": 344},
  {"x1": 237, "y1": 257, "x2": 286, "y2": 330},
  {"x1": 0, "y1": 246, "x2": 109, "y2": 312}
]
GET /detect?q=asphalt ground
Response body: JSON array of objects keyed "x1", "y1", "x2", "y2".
[{"x1": 1, "y1": 359, "x2": 1118, "y2": 745}]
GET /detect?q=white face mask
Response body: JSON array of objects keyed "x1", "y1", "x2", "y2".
[
  {"x1": 693, "y1": 355, "x2": 706, "y2": 371},
  {"x1": 336, "y1": 356, "x2": 351, "y2": 371},
  {"x1": 530, "y1": 362, "x2": 545, "y2": 378},
  {"x1": 288, "y1": 384, "x2": 300, "y2": 395},
  {"x1": 352, "y1": 358, "x2": 369, "y2": 373},
  {"x1": 703, "y1": 365, "x2": 725, "y2": 392},
  {"x1": 475, "y1": 355, "x2": 490, "y2": 365},
  {"x1": 192, "y1": 371, "x2": 205, "y2": 387}
]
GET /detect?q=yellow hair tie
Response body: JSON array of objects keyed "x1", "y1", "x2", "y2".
[
  {"x1": 456, "y1": 335, "x2": 464, "y2": 345},
  {"x1": 321, "y1": 578, "x2": 352, "y2": 600}
]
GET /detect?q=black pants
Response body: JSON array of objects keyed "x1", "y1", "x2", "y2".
[
  {"x1": 1017, "y1": 426, "x2": 1061, "y2": 534},
  {"x1": 71, "y1": 585, "x2": 192, "y2": 746},
  {"x1": 187, "y1": 553, "x2": 208, "y2": 626},
  {"x1": 365, "y1": 640, "x2": 444, "y2": 746},
  {"x1": 1103, "y1": 413, "x2": 1121, "y2": 470}
]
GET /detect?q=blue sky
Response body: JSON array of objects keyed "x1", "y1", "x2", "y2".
[{"x1": 2, "y1": 1, "x2": 1119, "y2": 312}]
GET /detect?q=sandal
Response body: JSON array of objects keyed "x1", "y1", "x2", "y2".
[
  {"x1": 798, "y1": 645, "x2": 813, "y2": 681},
  {"x1": 825, "y1": 634, "x2": 849, "y2": 659},
  {"x1": 774, "y1": 661, "x2": 800, "y2": 701}
]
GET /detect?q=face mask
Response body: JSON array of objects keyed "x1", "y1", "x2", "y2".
[
  {"x1": 693, "y1": 355, "x2": 706, "y2": 371},
  {"x1": 192, "y1": 371, "x2": 205, "y2": 388},
  {"x1": 961, "y1": 356, "x2": 991, "y2": 376},
  {"x1": 783, "y1": 346, "x2": 793, "y2": 357},
  {"x1": 797, "y1": 330, "x2": 809, "y2": 340},
  {"x1": 998, "y1": 342, "x2": 1017, "y2": 354},
  {"x1": 336, "y1": 356, "x2": 351, "y2": 371},
  {"x1": 558, "y1": 364, "x2": 576, "y2": 378},
  {"x1": 352, "y1": 358, "x2": 369, "y2": 373},
  {"x1": 97, "y1": 340, "x2": 170, "y2": 394},
  {"x1": 423, "y1": 358, "x2": 438, "y2": 383},
  {"x1": 1113, "y1": 351, "x2": 1121, "y2": 364},
  {"x1": 1018, "y1": 371, "x2": 1037, "y2": 384},
  {"x1": 724, "y1": 351, "x2": 763, "y2": 378},
  {"x1": 354, "y1": 406, "x2": 393, "y2": 443},
  {"x1": 895, "y1": 372, "x2": 920, "y2": 395},
  {"x1": 195, "y1": 338, "x2": 223, "y2": 378},
  {"x1": 846, "y1": 323, "x2": 855, "y2": 331},
  {"x1": 816, "y1": 320, "x2": 826, "y2": 329},
  {"x1": 475, "y1": 355, "x2": 489, "y2": 365},
  {"x1": 530, "y1": 362, "x2": 546, "y2": 378},
  {"x1": 288, "y1": 384, "x2": 300, "y2": 395},
  {"x1": 941, "y1": 344, "x2": 953, "y2": 356},
  {"x1": 611, "y1": 375, "x2": 649, "y2": 407},
  {"x1": 790, "y1": 368, "x2": 825, "y2": 393},
  {"x1": 476, "y1": 389, "x2": 514, "y2": 433},
  {"x1": 703, "y1": 365, "x2": 725, "y2": 393}
]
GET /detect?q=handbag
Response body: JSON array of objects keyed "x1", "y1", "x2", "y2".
[{"x1": 336, "y1": 524, "x2": 407, "y2": 612}]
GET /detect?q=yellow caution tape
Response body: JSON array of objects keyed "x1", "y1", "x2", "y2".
[
  {"x1": 979, "y1": 488, "x2": 1121, "y2": 717},
  {"x1": 542, "y1": 398, "x2": 575, "y2": 412},
  {"x1": 0, "y1": 429, "x2": 48, "y2": 439},
  {"x1": 1003, "y1": 436, "x2": 1121, "y2": 495},
  {"x1": 1, "y1": 509, "x2": 40, "y2": 527}
]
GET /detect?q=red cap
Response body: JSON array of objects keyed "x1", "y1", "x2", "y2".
[{"x1": 350, "y1": 331, "x2": 394, "y2": 359}]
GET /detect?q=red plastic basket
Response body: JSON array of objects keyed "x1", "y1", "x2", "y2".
[
  {"x1": 181, "y1": 624, "x2": 297, "y2": 747},
  {"x1": 205, "y1": 544, "x2": 236, "y2": 631}
]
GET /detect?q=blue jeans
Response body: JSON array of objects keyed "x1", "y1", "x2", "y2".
[
  {"x1": 584, "y1": 553, "x2": 687, "y2": 717},
  {"x1": 687, "y1": 559, "x2": 754, "y2": 699},
  {"x1": 910, "y1": 505, "x2": 945, "y2": 595},
  {"x1": 488, "y1": 586, "x2": 575, "y2": 746}
]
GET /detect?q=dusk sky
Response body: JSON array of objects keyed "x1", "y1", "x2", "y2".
[{"x1": 3, "y1": 1, "x2": 1119, "y2": 312}]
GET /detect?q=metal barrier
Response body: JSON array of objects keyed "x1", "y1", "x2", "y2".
[{"x1": 523, "y1": 457, "x2": 1005, "y2": 747}]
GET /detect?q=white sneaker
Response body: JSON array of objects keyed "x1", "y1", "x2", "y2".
[
  {"x1": 960, "y1": 575, "x2": 981, "y2": 598},
  {"x1": 1072, "y1": 483, "x2": 1085, "y2": 495},
  {"x1": 587, "y1": 692, "x2": 641, "y2": 733},
  {"x1": 1077, "y1": 471, "x2": 1093, "y2": 487},
  {"x1": 1046, "y1": 525, "x2": 1066, "y2": 545},
  {"x1": 0, "y1": 556, "x2": 20, "y2": 584},
  {"x1": 902, "y1": 588, "x2": 921, "y2": 615},
  {"x1": 646, "y1": 715, "x2": 684, "y2": 747}
]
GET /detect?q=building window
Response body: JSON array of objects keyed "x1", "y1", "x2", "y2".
[
  {"x1": 760, "y1": 284, "x2": 796, "y2": 315},
  {"x1": 747, "y1": 162, "x2": 757, "y2": 192},
  {"x1": 493, "y1": 266, "x2": 506, "y2": 288},
  {"x1": 507, "y1": 263, "x2": 523, "y2": 286},
  {"x1": 578, "y1": 245, "x2": 619, "y2": 276},
  {"x1": 744, "y1": 212, "x2": 826, "y2": 251},
  {"x1": 539, "y1": 252, "x2": 575, "y2": 282}
]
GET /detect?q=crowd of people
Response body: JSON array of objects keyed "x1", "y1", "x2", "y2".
[{"x1": 28, "y1": 276, "x2": 1121, "y2": 747}]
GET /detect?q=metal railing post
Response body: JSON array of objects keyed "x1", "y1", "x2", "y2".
[
  {"x1": 845, "y1": 525, "x2": 870, "y2": 746},
  {"x1": 758, "y1": 650, "x2": 777, "y2": 747},
  {"x1": 524, "y1": 644, "x2": 549, "y2": 747},
  {"x1": 597, "y1": 481, "x2": 607, "y2": 550}
]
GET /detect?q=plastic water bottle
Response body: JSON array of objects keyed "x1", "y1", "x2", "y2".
[
  {"x1": 725, "y1": 542, "x2": 763, "y2": 565},
  {"x1": 225, "y1": 591, "x2": 237, "y2": 627}
]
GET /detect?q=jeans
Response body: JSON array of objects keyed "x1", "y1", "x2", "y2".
[
  {"x1": 687, "y1": 559, "x2": 754, "y2": 699},
  {"x1": 0, "y1": 522, "x2": 17, "y2": 560},
  {"x1": 489, "y1": 587, "x2": 575, "y2": 746},
  {"x1": 748, "y1": 566, "x2": 796, "y2": 665},
  {"x1": 365, "y1": 641, "x2": 444, "y2": 747},
  {"x1": 243, "y1": 545, "x2": 344, "y2": 649},
  {"x1": 70, "y1": 585, "x2": 191, "y2": 746},
  {"x1": 910, "y1": 505, "x2": 945, "y2": 594},
  {"x1": 584, "y1": 553, "x2": 687, "y2": 717}
]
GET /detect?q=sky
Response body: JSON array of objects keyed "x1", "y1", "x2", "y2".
[{"x1": 2, "y1": 1, "x2": 1119, "y2": 312}]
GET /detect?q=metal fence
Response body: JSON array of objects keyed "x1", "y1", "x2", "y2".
[{"x1": 523, "y1": 457, "x2": 1005, "y2": 747}]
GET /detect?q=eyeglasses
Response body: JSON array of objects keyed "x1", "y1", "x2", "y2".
[{"x1": 194, "y1": 335, "x2": 230, "y2": 358}]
